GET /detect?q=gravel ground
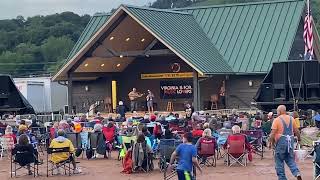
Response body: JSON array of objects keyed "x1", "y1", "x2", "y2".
[{"x1": 0, "y1": 149, "x2": 313, "y2": 180}]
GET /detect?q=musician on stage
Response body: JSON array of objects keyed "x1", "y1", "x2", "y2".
[
  {"x1": 219, "y1": 80, "x2": 226, "y2": 109},
  {"x1": 128, "y1": 88, "x2": 143, "y2": 112},
  {"x1": 146, "y1": 90, "x2": 155, "y2": 114}
]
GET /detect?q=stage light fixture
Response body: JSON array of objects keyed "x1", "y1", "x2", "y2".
[
  {"x1": 125, "y1": 37, "x2": 130, "y2": 41},
  {"x1": 116, "y1": 63, "x2": 121, "y2": 67},
  {"x1": 101, "y1": 64, "x2": 105, "y2": 67},
  {"x1": 109, "y1": 36, "x2": 114, "y2": 40},
  {"x1": 119, "y1": 55, "x2": 123, "y2": 58}
]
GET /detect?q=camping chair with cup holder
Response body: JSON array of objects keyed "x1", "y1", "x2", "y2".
[
  {"x1": 226, "y1": 134, "x2": 248, "y2": 167},
  {"x1": 66, "y1": 132, "x2": 82, "y2": 157},
  {"x1": 197, "y1": 137, "x2": 217, "y2": 167},
  {"x1": 31, "y1": 127, "x2": 48, "y2": 155},
  {"x1": 46, "y1": 147, "x2": 73, "y2": 177},
  {"x1": 11, "y1": 150, "x2": 39, "y2": 177},
  {"x1": 89, "y1": 132, "x2": 106, "y2": 158},
  {"x1": 158, "y1": 139, "x2": 176, "y2": 172},
  {"x1": 241, "y1": 130, "x2": 264, "y2": 159},
  {"x1": 132, "y1": 141, "x2": 154, "y2": 173}
]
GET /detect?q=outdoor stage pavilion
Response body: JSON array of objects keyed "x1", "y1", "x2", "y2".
[{"x1": 53, "y1": 0, "x2": 320, "y2": 114}]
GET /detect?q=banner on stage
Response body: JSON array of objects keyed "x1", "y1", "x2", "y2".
[
  {"x1": 141, "y1": 72, "x2": 194, "y2": 79},
  {"x1": 160, "y1": 81, "x2": 193, "y2": 99}
]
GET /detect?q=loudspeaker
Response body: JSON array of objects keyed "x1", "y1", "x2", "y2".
[
  {"x1": 304, "y1": 61, "x2": 320, "y2": 85},
  {"x1": 288, "y1": 61, "x2": 304, "y2": 85},
  {"x1": 259, "y1": 83, "x2": 273, "y2": 102},
  {"x1": 304, "y1": 61, "x2": 320, "y2": 100},
  {"x1": 273, "y1": 62, "x2": 287, "y2": 88}
]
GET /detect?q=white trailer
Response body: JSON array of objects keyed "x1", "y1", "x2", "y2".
[{"x1": 14, "y1": 77, "x2": 67, "y2": 113}]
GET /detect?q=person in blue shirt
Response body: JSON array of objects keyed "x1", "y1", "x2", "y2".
[{"x1": 169, "y1": 132, "x2": 202, "y2": 180}]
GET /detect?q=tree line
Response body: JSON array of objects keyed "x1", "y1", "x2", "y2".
[{"x1": 0, "y1": 0, "x2": 319, "y2": 76}]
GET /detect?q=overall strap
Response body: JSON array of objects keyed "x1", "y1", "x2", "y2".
[
  {"x1": 279, "y1": 116, "x2": 293, "y2": 136},
  {"x1": 279, "y1": 116, "x2": 294, "y2": 153}
]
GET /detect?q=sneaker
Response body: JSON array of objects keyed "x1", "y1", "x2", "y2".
[{"x1": 74, "y1": 167, "x2": 82, "y2": 174}]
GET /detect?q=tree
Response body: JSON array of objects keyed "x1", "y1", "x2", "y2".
[{"x1": 40, "y1": 36, "x2": 74, "y2": 71}]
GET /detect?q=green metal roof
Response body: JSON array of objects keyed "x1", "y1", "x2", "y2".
[
  {"x1": 124, "y1": 5, "x2": 233, "y2": 74},
  {"x1": 66, "y1": 13, "x2": 111, "y2": 62},
  {"x1": 57, "y1": 0, "x2": 306, "y2": 79},
  {"x1": 178, "y1": 0, "x2": 305, "y2": 73}
]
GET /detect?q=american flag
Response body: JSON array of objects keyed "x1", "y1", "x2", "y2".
[{"x1": 304, "y1": 0, "x2": 313, "y2": 58}]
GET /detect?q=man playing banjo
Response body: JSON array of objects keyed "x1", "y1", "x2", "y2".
[{"x1": 128, "y1": 88, "x2": 144, "y2": 112}]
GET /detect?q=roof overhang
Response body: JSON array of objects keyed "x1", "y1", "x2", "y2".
[{"x1": 52, "y1": 6, "x2": 207, "y2": 81}]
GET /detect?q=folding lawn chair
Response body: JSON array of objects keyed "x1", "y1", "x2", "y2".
[
  {"x1": 197, "y1": 137, "x2": 216, "y2": 167},
  {"x1": 158, "y1": 139, "x2": 176, "y2": 172},
  {"x1": 164, "y1": 164, "x2": 196, "y2": 180},
  {"x1": 47, "y1": 147, "x2": 73, "y2": 177},
  {"x1": 11, "y1": 150, "x2": 39, "y2": 177},
  {"x1": 242, "y1": 130, "x2": 264, "y2": 159},
  {"x1": 226, "y1": 135, "x2": 248, "y2": 167},
  {"x1": 89, "y1": 132, "x2": 106, "y2": 158}
]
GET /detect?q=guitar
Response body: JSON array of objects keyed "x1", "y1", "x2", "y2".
[{"x1": 128, "y1": 93, "x2": 144, "y2": 101}]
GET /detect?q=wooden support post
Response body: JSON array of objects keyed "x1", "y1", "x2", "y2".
[
  {"x1": 67, "y1": 72, "x2": 73, "y2": 114},
  {"x1": 193, "y1": 70, "x2": 200, "y2": 111}
]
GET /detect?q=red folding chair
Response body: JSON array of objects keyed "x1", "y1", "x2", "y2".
[
  {"x1": 197, "y1": 137, "x2": 216, "y2": 167},
  {"x1": 226, "y1": 135, "x2": 247, "y2": 167}
]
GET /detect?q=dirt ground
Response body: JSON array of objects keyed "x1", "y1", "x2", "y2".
[{"x1": 0, "y1": 149, "x2": 314, "y2": 180}]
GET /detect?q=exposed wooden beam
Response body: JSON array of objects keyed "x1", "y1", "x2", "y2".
[
  {"x1": 144, "y1": 39, "x2": 158, "y2": 53},
  {"x1": 96, "y1": 49, "x2": 175, "y2": 58},
  {"x1": 71, "y1": 72, "x2": 121, "y2": 78},
  {"x1": 70, "y1": 13, "x2": 127, "y2": 72}
]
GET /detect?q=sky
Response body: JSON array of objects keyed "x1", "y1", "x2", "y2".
[{"x1": 0, "y1": 0, "x2": 155, "y2": 20}]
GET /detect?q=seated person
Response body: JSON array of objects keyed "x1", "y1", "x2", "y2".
[
  {"x1": 49, "y1": 129, "x2": 80, "y2": 174},
  {"x1": 195, "y1": 128, "x2": 217, "y2": 150},
  {"x1": 4, "y1": 125, "x2": 17, "y2": 144},
  {"x1": 132, "y1": 133, "x2": 153, "y2": 171},
  {"x1": 116, "y1": 101, "x2": 126, "y2": 118},
  {"x1": 223, "y1": 125, "x2": 250, "y2": 153},
  {"x1": 192, "y1": 124, "x2": 203, "y2": 137},
  {"x1": 12, "y1": 134, "x2": 38, "y2": 175}
]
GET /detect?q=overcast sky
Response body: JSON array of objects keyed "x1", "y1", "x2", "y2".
[{"x1": 0, "y1": 0, "x2": 155, "y2": 20}]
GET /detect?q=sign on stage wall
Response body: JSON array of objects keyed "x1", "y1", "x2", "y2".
[{"x1": 160, "y1": 81, "x2": 193, "y2": 99}]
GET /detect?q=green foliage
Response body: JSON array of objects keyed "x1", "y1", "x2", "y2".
[{"x1": 0, "y1": 12, "x2": 90, "y2": 76}]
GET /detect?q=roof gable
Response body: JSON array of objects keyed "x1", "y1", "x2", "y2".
[
  {"x1": 178, "y1": 0, "x2": 305, "y2": 73},
  {"x1": 123, "y1": 5, "x2": 233, "y2": 74}
]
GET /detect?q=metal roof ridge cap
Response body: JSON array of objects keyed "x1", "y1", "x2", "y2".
[
  {"x1": 174, "y1": 0, "x2": 302, "y2": 10},
  {"x1": 123, "y1": 4, "x2": 191, "y2": 15}
]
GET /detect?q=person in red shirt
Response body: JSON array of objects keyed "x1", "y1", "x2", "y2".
[
  {"x1": 192, "y1": 124, "x2": 203, "y2": 137},
  {"x1": 4, "y1": 125, "x2": 17, "y2": 144}
]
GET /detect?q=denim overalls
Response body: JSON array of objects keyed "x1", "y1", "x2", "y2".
[{"x1": 274, "y1": 116, "x2": 300, "y2": 180}]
